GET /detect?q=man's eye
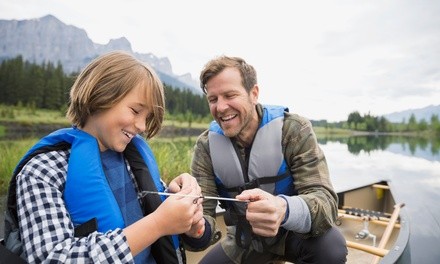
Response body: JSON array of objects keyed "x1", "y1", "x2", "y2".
[{"x1": 225, "y1": 93, "x2": 237, "y2": 99}]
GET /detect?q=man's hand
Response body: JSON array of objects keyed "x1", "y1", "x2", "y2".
[{"x1": 236, "y1": 188, "x2": 287, "y2": 237}]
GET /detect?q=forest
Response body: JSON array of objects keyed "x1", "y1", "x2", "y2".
[{"x1": 0, "y1": 56, "x2": 211, "y2": 123}]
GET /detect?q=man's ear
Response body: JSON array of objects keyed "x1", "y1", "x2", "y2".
[{"x1": 251, "y1": 84, "x2": 259, "y2": 104}]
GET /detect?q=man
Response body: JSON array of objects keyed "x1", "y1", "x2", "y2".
[{"x1": 186, "y1": 56, "x2": 347, "y2": 263}]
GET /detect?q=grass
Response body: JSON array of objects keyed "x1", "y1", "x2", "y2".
[
  {"x1": 0, "y1": 104, "x2": 69, "y2": 125},
  {"x1": 0, "y1": 104, "x2": 209, "y2": 128},
  {"x1": 148, "y1": 137, "x2": 196, "y2": 183},
  {"x1": 162, "y1": 119, "x2": 210, "y2": 129},
  {"x1": 313, "y1": 126, "x2": 352, "y2": 137},
  {"x1": 0, "y1": 138, "x2": 38, "y2": 192}
]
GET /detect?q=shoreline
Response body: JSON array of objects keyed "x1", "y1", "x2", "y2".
[
  {"x1": 1, "y1": 120, "x2": 423, "y2": 140},
  {"x1": 0, "y1": 121, "x2": 206, "y2": 140}
]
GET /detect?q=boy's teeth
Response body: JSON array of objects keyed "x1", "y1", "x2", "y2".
[{"x1": 123, "y1": 130, "x2": 133, "y2": 138}]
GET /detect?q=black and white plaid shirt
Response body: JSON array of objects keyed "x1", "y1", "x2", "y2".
[{"x1": 16, "y1": 149, "x2": 135, "y2": 263}]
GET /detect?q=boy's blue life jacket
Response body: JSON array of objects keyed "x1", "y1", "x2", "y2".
[
  {"x1": 208, "y1": 105, "x2": 297, "y2": 250},
  {"x1": 2, "y1": 127, "x2": 185, "y2": 264}
]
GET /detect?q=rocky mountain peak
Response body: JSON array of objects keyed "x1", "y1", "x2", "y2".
[{"x1": 0, "y1": 14, "x2": 200, "y2": 93}]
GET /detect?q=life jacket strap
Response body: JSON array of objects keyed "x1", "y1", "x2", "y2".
[
  {"x1": 74, "y1": 218, "x2": 98, "y2": 237},
  {"x1": 235, "y1": 215, "x2": 253, "y2": 249},
  {"x1": 221, "y1": 170, "x2": 291, "y2": 193}
]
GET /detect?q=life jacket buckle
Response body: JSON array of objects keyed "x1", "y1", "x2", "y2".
[{"x1": 238, "y1": 178, "x2": 260, "y2": 193}]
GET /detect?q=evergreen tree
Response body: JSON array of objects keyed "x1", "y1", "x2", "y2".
[{"x1": 0, "y1": 56, "x2": 211, "y2": 118}]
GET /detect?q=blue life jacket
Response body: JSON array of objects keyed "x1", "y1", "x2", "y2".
[
  {"x1": 3, "y1": 127, "x2": 185, "y2": 264},
  {"x1": 208, "y1": 105, "x2": 296, "y2": 249}
]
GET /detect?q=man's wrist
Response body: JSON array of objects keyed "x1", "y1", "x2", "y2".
[
  {"x1": 279, "y1": 196, "x2": 290, "y2": 225},
  {"x1": 181, "y1": 219, "x2": 211, "y2": 248}
]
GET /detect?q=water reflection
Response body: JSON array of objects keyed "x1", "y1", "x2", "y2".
[{"x1": 319, "y1": 135, "x2": 440, "y2": 161}]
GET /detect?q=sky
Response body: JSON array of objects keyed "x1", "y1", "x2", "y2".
[{"x1": 1, "y1": 0, "x2": 439, "y2": 122}]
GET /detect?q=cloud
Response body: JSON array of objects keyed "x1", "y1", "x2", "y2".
[{"x1": 313, "y1": 1, "x2": 440, "y2": 107}]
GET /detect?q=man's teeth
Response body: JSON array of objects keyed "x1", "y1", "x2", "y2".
[
  {"x1": 123, "y1": 130, "x2": 134, "y2": 138},
  {"x1": 221, "y1": 114, "x2": 235, "y2": 121}
]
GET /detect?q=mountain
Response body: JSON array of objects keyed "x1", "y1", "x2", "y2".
[
  {"x1": 382, "y1": 104, "x2": 440, "y2": 123},
  {"x1": 0, "y1": 14, "x2": 200, "y2": 93}
]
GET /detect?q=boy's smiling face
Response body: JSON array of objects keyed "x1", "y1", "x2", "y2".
[{"x1": 82, "y1": 82, "x2": 150, "y2": 152}]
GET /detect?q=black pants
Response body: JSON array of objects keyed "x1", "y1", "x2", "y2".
[{"x1": 199, "y1": 226, "x2": 347, "y2": 264}]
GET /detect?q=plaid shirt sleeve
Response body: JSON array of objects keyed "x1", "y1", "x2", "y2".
[{"x1": 16, "y1": 150, "x2": 134, "y2": 263}]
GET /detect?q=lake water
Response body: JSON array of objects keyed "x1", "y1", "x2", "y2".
[{"x1": 1, "y1": 136, "x2": 439, "y2": 263}]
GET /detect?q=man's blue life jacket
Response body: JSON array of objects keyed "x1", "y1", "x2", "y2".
[{"x1": 208, "y1": 105, "x2": 297, "y2": 249}]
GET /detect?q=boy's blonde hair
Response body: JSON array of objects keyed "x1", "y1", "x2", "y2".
[{"x1": 66, "y1": 51, "x2": 165, "y2": 139}]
